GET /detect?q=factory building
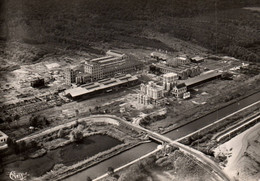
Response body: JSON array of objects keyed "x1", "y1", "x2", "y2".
[
  {"x1": 65, "y1": 50, "x2": 143, "y2": 85},
  {"x1": 167, "y1": 55, "x2": 190, "y2": 67},
  {"x1": 65, "y1": 74, "x2": 139, "y2": 100},
  {"x1": 153, "y1": 63, "x2": 201, "y2": 79},
  {"x1": 162, "y1": 72, "x2": 178, "y2": 91},
  {"x1": 84, "y1": 50, "x2": 142, "y2": 81},
  {"x1": 138, "y1": 81, "x2": 165, "y2": 106}
]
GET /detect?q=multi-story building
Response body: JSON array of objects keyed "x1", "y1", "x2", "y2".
[
  {"x1": 163, "y1": 73, "x2": 178, "y2": 91},
  {"x1": 66, "y1": 50, "x2": 143, "y2": 86},
  {"x1": 85, "y1": 50, "x2": 143, "y2": 81},
  {"x1": 138, "y1": 81, "x2": 165, "y2": 106},
  {"x1": 75, "y1": 73, "x2": 92, "y2": 85},
  {"x1": 65, "y1": 68, "x2": 77, "y2": 85},
  {"x1": 172, "y1": 83, "x2": 188, "y2": 98},
  {"x1": 84, "y1": 61, "x2": 103, "y2": 80}
]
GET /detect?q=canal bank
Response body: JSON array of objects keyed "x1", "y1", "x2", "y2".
[
  {"x1": 164, "y1": 91, "x2": 260, "y2": 140},
  {"x1": 63, "y1": 91, "x2": 260, "y2": 181},
  {"x1": 161, "y1": 90, "x2": 260, "y2": 135},
  {"x1": 63, "y1": 142, "x2": 158, "y2": 181}
]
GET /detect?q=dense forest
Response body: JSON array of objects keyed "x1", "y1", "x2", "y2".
[{"x1": 0, "y1": 0, "x2": 260, "y2": 61}]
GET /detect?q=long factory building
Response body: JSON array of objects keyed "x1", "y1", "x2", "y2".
[{"x1": 65, "y1": 74, "x2": 138, "y2": 100}]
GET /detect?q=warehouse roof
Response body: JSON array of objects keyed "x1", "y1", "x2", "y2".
[
  {"x1": 65, "y1": 74, "x2": 138, "y2": 98},
  {"x1": 181, "y1": 70, "x2": 222, "y2": 87}
]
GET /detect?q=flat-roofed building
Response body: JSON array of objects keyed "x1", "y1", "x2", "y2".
[
  {"x1": 138, "y1": 81, "x2": 165, "y2": 106},
  {"x1": 153, "y1": 63, "x2": 201, "y2": 79},
  {"x1": 167, "y1": 55, "x2": 190, "y2": 67},
  {"x1": 151, "y1": 51, "x2": 169, "y2": 61},
  {"x1": 163, "y1": 73, "x2": 178, "y2": 91},
  {"x1": 106, "y1": 50, "x2": 127, "y2": 59},
  {"x1": 84, "y1": 50, "x2": 143, "y2": 81},
  {"x1": 65, "y1": 68, "x2": 77, "y2": 85},
  {"x1": 191, "y1": 56, "x2": 204, "y2": 63},
  {"x1": 65, "y1": 74, "x2": 138, "y2": 100},
  {"x1": 75, "y1": 73, "x2": 92, "y2": 85},
  {"x1": 84, "y1": 62, "x2": 103, "y2": 80}
]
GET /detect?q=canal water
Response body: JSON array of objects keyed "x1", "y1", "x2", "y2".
[
  {"x1": 165, "y1": 91, "x2": 260, "y2": 139},
  {"x1": 64, "y1": 91, "x2": 260, "y2": 181},
  {"x1": 1, "y1": 135, "x2": 122, "y2": 180},
  {"x1": 63, "y1": 142, "x2": 158, "y2": 181}
]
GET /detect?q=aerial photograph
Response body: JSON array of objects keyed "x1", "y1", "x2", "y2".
[{"x1": 0, "y1": 0, "x2": 259, "y2": 181}]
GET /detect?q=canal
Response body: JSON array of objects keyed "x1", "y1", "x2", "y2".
[
  {"x1": 164, "y1": 91, "x2": 260, "y2": 139},
  {"x1": 64, "y1": 142, "x2": 158, "y2": 181},
  {"x1": 64, "y1": 91, "x2": 260, "y2": 181}
]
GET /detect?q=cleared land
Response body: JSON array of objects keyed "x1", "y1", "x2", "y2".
[
  {"x1": 102, "y1": 149, "x2": 216, "y2": 181},
  {"x1": 214, "y1": 123, "x2": 260, "y2": 181}
]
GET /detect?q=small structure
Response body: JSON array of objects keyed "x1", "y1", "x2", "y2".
[
  {"x1": 191, "y1": 56, "x2": 204, "y2": 63},
  {"x1": 31, "y1": 78, "x2": 45, "y2": 88},
  {"x1": 167, "y1": 55, "x2": 190, "y2": 67},
  {"x1": 172, "y1": 83, "x2": 187, "y2": 98},
  {"x1": 150, "y1": 51, "x2": 169, "y2": 61},
  {"x1": 183, "y1": 92, "x2": 191, "y2": 99},
  {"x1": 106, "y1": 50, "x2": 127, "y2": 59},
  {"x1": 0, "y1": 131, "x2": 8, "y2": 146}
]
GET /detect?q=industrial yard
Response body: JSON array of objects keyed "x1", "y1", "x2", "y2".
[{"x1": 1, "y1": 1, "x2": 260, "y2": 181}]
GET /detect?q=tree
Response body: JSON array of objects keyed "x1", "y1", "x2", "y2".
[
  {"x1": 14, "y1": 114, "x2": 20, "y2": 126},
  {"x1": 18, "y1": 141, "x2": 26, "y2": 152},
  {"x1": 107, "y1": 167, "x2": 114, "y2": 176},
  {"x1": 95, "y1": 106, "x2": 99, "y2": 111},
  {"x1": 14, "y1": 114, "x2": 20, "y2": 121},
  {"x1": 0, "y1": 117, "x2": 4, "y2": 124},
  {"x1": 5, "y1": 117, "x2": 12, "y2": 123},
  {"x1": 71, "y1": 130, "x2": 83, "y2": 143},
  {"x1": 29, "y1": 115, "x2": 38, "y2": 127},
  {"x1": 58, "y1": 128, "x2": 65, "y2": 138},
  {"x1": 7, "y1": 137, "x2": 19, "y2": 153},
  {"x1": 75, "y1": 109, "x2": 79, "y2": 116},
  {"x1": 29, "y1": 115, "x2": 49, "y2": 128},
  {"x1": 86, "y1": 176, "x2": 92, "y2": 181}
]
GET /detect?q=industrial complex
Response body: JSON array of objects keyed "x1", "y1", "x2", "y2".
[{"x1": 66, "y1": 50, "x2": 143, "y2": 85}]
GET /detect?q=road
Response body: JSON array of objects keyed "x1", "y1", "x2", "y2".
[
  {"x1": 119, "y1": 116, "x2": 231, "y2": 181},
  {"x1": 64, "y1": 91, "x2": 260, "y2": 181}
]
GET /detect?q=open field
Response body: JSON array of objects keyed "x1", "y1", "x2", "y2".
[{"x1": 214, "y1": 123, "x2": 260, "y2": 181}]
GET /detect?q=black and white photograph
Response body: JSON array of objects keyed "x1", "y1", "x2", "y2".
[{"x1": 0, "y1": 0, "x2": 259, "y2": 180}]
